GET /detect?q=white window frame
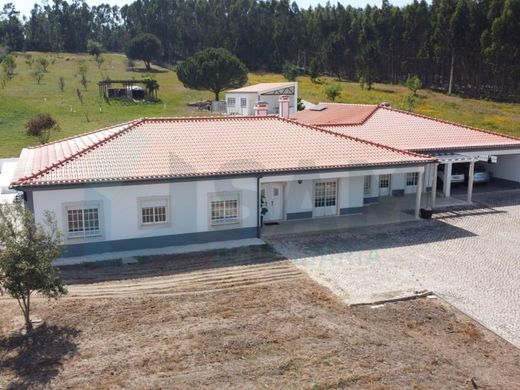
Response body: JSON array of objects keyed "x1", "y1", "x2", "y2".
[
  {"x1": 240, "y1": 98, "x2": 247, "y2": 108},
  {"x1": 138, "y1": 196, "x2": 170, "y2": 228},
  {"x1": 406, "y1": 172, "x2": 419, "y2": 186},
  {"x1": 313, "y1": 180, "x2": 337, "y2": 208},
  {"x1": 363, "y1": 176, "x2": 372, "y2": 196},
  {"x1": 209, "y1": 192, "x2": 241, "y2": 227},
  {"x1": 63, "y1": 201, "x2": 103, "y2": 239},
  {"x1": 227, "y1": 97, "x2": 236, "y2": 107}
]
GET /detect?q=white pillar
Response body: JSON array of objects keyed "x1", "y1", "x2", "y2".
[
  {"x1": 415, "y1": 171, "x2": 424, "y2": 219},
  {"x1": 467, "y1": 161, "x2": 475, "y2": 203},
  {"x1": 443, "y1": 163, "x2": 452, "y2": 198},
  {"x1": 431, "y1": 163, "x2": 438, "y2": 209}
]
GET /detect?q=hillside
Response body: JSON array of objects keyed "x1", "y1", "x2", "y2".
[{"x1": 0, "y1": 52, "x2": 519, "y2": 158}]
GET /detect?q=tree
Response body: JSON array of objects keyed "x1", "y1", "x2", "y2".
[
  {"x1": 0, "y1": 203, "x2": 66, "y2": 333},
  {"x1": 1, "y1": 54, "x2": 16, "y2": 79},
  {"x1": 58, "y1": 75, "x2": 65, "y2": 92},
  {"x1": 324, "y1": 83, "x2": 342, "y2": 102},
  {"x1": 32, "y1": 67, "x2": 44, "y2": 84},
  {"x1": 309, "y1": 57, "x2": 322, "y2": 82},
  {"x1": 125, "y1": 33, "x2": 163, "y2": 71},
  {"x1": 177, "y1": 47, "x2": 248, "y2": 101},
  {"x1": 282, "y1": 63, "x2": 300, "y2": 81},
  {"x1": 405, "y1": 74, "x2": 422, "y2": 96},
  {"x1": 38, "y1": 56, "x2": 49, "y2": 72},
  {"x1": 87, "y1": 39, "x2": 104, "y2": 58},
  {"x1": 25, "y1": 113, "x2": 60, "y2": 144}
]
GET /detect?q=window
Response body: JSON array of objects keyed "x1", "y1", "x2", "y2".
[
  {"x1": 66, "y1": 203, "x2": 101, "y2": 238},
  {"x1": 240, "y1": 98, "x2": 247, "y2": 108},
  {"x1": 139, "y1": 197, "x2": 169, "y2": 227},
  {"x1": 379, "y1": 174, "x2": 390, "y2": 188},
  {"x1": 314, "y1": 181, "x2": 337, "y2": 208},
  {"x1": 364, "y1": 176, "x2": 371, "y2": 195},
  {"x1": 210, "y1": 193, "x2": 240, "y2": 226},
  {"x1": 406, "y1": 172, "x2": 419, "y2": 186},
  {"x1": 227, "y1": 97, "x2": 236, "y2": 107}
]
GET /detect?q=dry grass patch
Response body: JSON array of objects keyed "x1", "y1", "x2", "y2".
[{"x1": 0, "y1": 245, "x2": 519, "y2": 389}]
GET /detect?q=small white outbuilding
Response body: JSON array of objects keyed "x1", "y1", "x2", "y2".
[{"x1": 225, "y1": 82, "x2": 298, "y2": 116}]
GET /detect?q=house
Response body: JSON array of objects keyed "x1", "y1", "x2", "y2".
[
  {"x1": 226, "y1": 82, "x2": 298, "y2": 116},
  {"x1": 291, "y1": 103, "x2": 520, "y2": 207},
  {"x1": 10, "y1": 113, "x2": 434, "y2": 259}
]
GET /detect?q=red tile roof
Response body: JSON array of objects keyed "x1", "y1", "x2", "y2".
[
  {"x1": 290, "y1": 103, "x2": 378, "y2": 126},
  {"x1": 12, "y1": 116, "x2": 433, "y2": 187},
  {"x1": 293, "y1": 104, "x2": 520, "y2": 152},
  {"x1": 227, "y1": 82, "x2": 295, "y2": 94}
]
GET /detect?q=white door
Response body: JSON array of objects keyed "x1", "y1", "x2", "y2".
[
  {"x1": 379, "y1": 174, "x2": 391, "y2": 196},
  {"x1": 405, "y1": 172, "x2": 419, "y2": 194},
  {"x1": 313, "y1": 180, "x2": 338, "y2": 217},
  {"x1": 262, "y1": 183, "x2": 284, "y2": 221}
]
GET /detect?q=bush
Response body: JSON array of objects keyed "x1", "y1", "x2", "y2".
[
  {"x1": 405, "y1": 74, "x2": 422, "y2": 96},
  {"x1": 25, "y1": 114, "x2": 60, "y2": 144},
  {"x1": 282, "y1": 63, "x2": 300, "y2": 81},
  {"x1": 324, "y1": 83, "x2": 342, "y2": 102}
]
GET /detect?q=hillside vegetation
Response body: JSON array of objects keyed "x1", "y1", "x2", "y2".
[{"x1": 0, "y1": 52, "x2": 519, "y2": 158}]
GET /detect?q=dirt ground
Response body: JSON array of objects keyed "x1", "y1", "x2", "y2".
[{"x1": 1, "y1": 245, "x2": 519, "y2": 389}]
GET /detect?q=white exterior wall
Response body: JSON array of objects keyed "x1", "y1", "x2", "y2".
[
  {"x1": 32, "y1": 178, "x2": 258, "y2": 245},
  {"x1": 339, "y1": 177, "x2": 364, "y2": 210},
  {"x1": 285, "y1": 180, "x2": 313, "y2": 214},
  {"x1": 486, "y1": 154, "x2": 520, "y2": 182},
  {"x1": 225, "y1": 93, "x2": 255, "y2": 115}
]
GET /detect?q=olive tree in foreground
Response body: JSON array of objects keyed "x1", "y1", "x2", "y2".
[
  {"x1": 177, "y1": 47, "x2": 248, "y2": 101},
  {"x1": 0, "y1": 203, "x2": 67, "y2": 333}
]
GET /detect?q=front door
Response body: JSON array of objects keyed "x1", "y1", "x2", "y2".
[
  {"x1": 262, "y1": 183, "x2": 284, "y2": 221},
  {"x1": 313, "y1": 180, "x2": 338, "y2": 217},
  {"x1": 379, "y1": 174, "x2": 391, "y2": 196}
]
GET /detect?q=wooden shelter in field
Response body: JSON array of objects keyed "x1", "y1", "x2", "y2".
[{"x1": 98, "y1": 79, "x2": 158, "y2": 101}]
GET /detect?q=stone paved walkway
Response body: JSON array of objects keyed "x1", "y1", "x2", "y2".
[{"x1": 267, "y1": 191, "x2": 520, "y2": 347}]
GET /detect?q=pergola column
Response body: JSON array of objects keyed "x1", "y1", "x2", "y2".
[
  {"x1": 415, "y1": 170, "x2": 424, "y2": 219},
  {"x1": 431, "y1": 163, "x2": 438, "y2": 209},
  {"x1": 467, "y1": 161, "x2": 475, "y2": 203},
  {"x1": 443, "y1": 163, "x2": 452, "y2": 198}
]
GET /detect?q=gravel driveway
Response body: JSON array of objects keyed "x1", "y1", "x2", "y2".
[{"x1": 267, "y1": 190, "x2": 520, "y2": 348}]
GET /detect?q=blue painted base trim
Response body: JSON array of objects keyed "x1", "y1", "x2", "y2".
[
  {"x1": 63, "y1": 227, "x2": 258, "y2": 258},
  {"x1": 286, "y1": 211, "x2": 313, "y2": 220},
  {"x1": 363, "y1": 197, "x2": 379, "y2": 204},
  {"x1": 392, "y1": 189, "x2": 405, "y2": 196},
  {"x1": 340, "y1": 207, "x2": 364, "y2": 215}
]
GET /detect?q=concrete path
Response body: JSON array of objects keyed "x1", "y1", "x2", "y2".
[{"x1": 267, "y1": 190, "x2": 520, "y2": 347}]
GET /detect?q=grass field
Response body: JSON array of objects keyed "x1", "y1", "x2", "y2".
[{"x1": 0, "y1": 51, "x2": 519, "y2": 157}]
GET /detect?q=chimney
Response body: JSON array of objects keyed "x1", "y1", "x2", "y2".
[
  {"x1": 254, "y1": 101, "x2": 269, "y2": 116},
  {"x1": 278, "y1": 95, "x2": 290, "y2": 119}
]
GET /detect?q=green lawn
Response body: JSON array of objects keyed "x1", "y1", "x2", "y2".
[{"x1": 0, "y1": 52, "x2": 519, "y2": 158}]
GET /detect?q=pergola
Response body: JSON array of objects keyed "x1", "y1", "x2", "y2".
[
  {"x1": 430, "y1": 153, "x2": 480, "y2": 208},
  {"x1": 98, "y1": 80, "x2": 156, "y2": 100}
]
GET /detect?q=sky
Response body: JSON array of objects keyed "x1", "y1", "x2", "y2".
[{"x1": 4, "y1": 0, "x2": 415, "y2": 18}]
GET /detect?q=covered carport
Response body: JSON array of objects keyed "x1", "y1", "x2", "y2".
[{"x1": 431, "y1": 153, "x2": 480, "y2": 208}]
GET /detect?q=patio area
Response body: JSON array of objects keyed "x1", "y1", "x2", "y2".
[{"x1": 261, "y1": 195, "x2": 418, "y2": 237}]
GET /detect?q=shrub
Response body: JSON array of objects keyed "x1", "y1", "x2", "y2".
[
  {"x1": 25, "y1": 114, "x2": 60, "y2": 144},
  {"x1": 282, "y1": 63, "x2": 300, "y2": 81},
  {"x1": 324, "y1": 83, "x2": 342, "y2": 102}
]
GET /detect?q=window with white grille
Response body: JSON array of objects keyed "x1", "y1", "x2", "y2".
[
  {"x1": 364, "y1": 176, "x2": 371, "y2": 195},
  {"x1": 379, "y1": 174, "x2": 390, "y2": 188},
  {"x1": 240, "y1": 98, "x2": 247, "y2": 108},
  {"x1": 66, "y1": 203, "x2": 101, "y2": 238},
  {"x1": 140, "y1": 197, "x2": 169, "y2": 226},
  {"x1": 210, "y1": 193, "x2": 240, "y2": 226},
  {"x1": 314, "y1": 181, "x2": 337, "y2": 208},
  {"x1": 227, "y1": 97, "x2": 236, "y2": 106},
  {"x1": 406, "y1": 172, "x2": 419, "y2": 186}
]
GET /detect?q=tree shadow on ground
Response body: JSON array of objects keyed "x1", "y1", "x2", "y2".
[
  {"x1": 130, "y1": 67, "x2": 168, "y2": 74},
  {"x1": 0, "y1": 324, "x2": 80, "y2": 389}
]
